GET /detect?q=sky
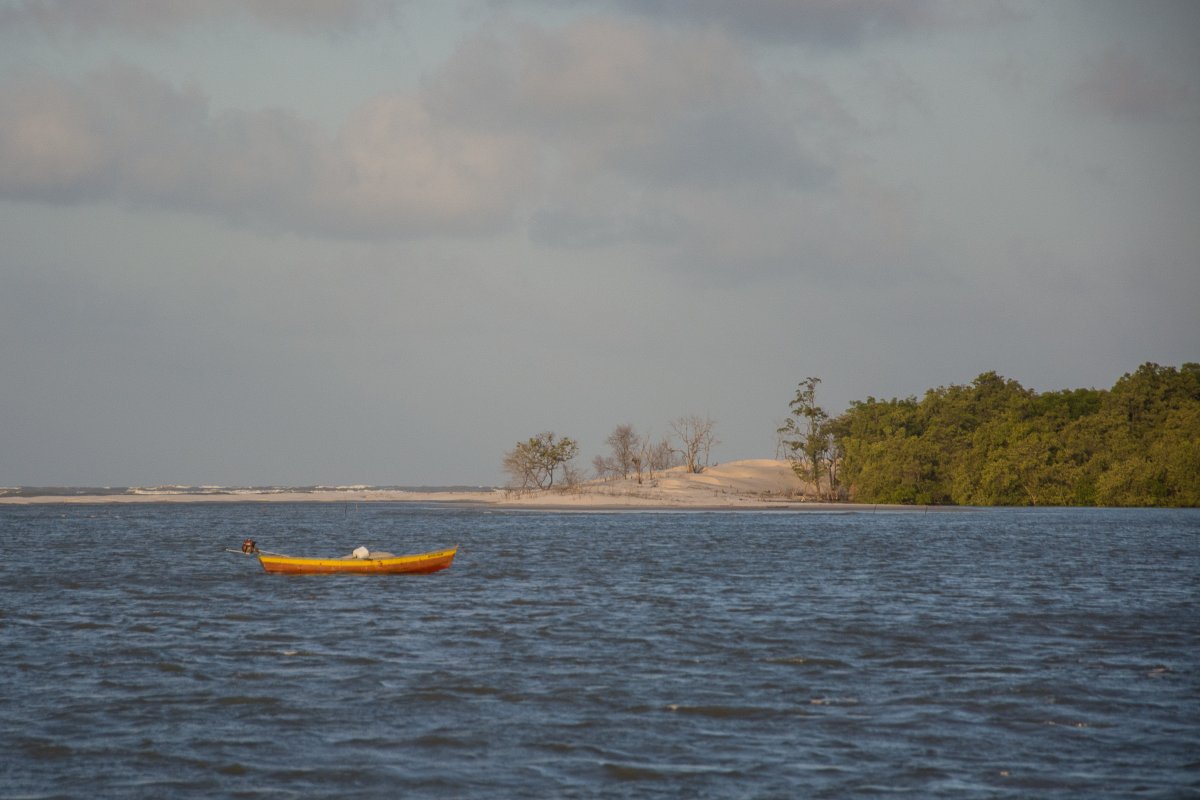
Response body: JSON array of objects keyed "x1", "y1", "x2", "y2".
[{"x1": 1, "y1": 0, "x2": 1197, "y2": 487}]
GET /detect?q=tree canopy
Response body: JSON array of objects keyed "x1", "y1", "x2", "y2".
[
  {"x1": 827, "y1": 363, "x2": 1199, "y2": 507},
  {"x1": 778, "y1": 377, "x2": 839, "y2": 499},
  {"x1": 502, "y1": 432, "x2": 580, "y2": 490}
]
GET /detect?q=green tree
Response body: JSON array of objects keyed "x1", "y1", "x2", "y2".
[
  {"x1": 828, "y1": 396, "x2": 935, "y2": 503},
  {"x1": 1089, "y1": 364, "x2": 1200, "y2": 505},
  {"x1": 822, "y1": 363, "x2": 1199, "y2": 507},
  {"x1": 503, "y1": 432, "x2": 580, "y2": 490},
  {"x1": 779, "y1": 377, "x2": 837, "y2": 499}
]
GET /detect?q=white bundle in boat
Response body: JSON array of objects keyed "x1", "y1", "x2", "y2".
[{"x1": 351, "y1": 546, "x2": 371, "y2": 559}]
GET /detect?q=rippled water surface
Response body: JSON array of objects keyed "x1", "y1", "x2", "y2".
[{"x1": 2, "y1": 504, "x2": 1198, "y2": 798}]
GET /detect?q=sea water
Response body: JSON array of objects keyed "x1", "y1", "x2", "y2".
[{"x1": 1, "y1": 504, "x2": 1197, "y2": 798}]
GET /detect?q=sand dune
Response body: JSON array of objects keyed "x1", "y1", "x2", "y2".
[{"x1": 499, "y1": 459, "x2": 811, "y2": 507}]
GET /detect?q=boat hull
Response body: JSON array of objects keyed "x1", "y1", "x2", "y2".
[{"x1": 257, "y1": 546, "x2": 458, "y2": 575}]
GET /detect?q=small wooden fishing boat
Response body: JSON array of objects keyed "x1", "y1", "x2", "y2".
[{"x1": 232, "y1": 540, "x2": 458, "y2": 575}]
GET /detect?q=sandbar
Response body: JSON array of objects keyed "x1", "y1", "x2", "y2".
[{"x1": 0, "y1": 460, "x2": 931, "y2": 511}]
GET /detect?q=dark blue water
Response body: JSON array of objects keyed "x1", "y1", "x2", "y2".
[{"x1": 2, "y1": 505, "x2": 1197, "y2": 798}]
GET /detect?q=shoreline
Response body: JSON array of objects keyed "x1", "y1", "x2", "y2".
[
  {"x1": 0, "y1": 460, "x2": 950, "y2": 512},
  {"x1": 0, "y1": 493, "x2": 947, "y2": 514},
  {"x1": 0, "y1": 492, "x2": 939, "y2": 513}
]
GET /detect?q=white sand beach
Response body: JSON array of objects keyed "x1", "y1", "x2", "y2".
[
  {"x1": 491, "y1": 459, "x2": 814, "y2": 508},
  {"x1": 0, "y1": 460, "x2": 862, "y2": 509}
]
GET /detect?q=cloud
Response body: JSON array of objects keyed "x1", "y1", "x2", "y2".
[
  {"x1": 0, "y1": 73, "x2": 110, "y2": 202},
  {"x1": 429, "y1": 17, "x2": 836, "y2": 253},
  {"x1": 528, "y1": 196, "x2": 686, "y2": 250},
  {"x1": 0, "y1": 15, "x2": 842, "y2": 251},
  {"x1": 574, "y1": 0, "x2": 947, "y2": 47},
  {"x1": 1064, "y1": 47, "x2": 1196, "y2": 121},
  {"x1": 314, "y1": 93, "x2": 535, "y2": 237},
  {"x1": 0, "y1": 0, "x2": 399, "y2": 38},
  {"x1": 428, "y1": 19, "x2": 758, "y2": 139},
  {"x1": 0, "y1": 64, "x2": 210, "y2": 204},
  {"x1": 0, "y1": 62, "x2": 533, "y2": 237},
  {"x1": 432, "y1": 18, "x2": 830, "y2": 187}
]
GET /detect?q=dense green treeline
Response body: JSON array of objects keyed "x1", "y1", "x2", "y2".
[{"x1": 828, "y1": 362, "x2": 1200, "y2": 507}]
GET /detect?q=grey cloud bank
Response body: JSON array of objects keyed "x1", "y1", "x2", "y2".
[
  {"x1": 0, "y1": 0, "x2": 1196, "y2": 486},
  {"x1": 0, "y1": 0, "x2": 398, "y2": 37}
]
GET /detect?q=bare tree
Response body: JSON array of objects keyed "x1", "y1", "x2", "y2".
[
  {"x1": 669, "y1": 414, "x2": 719, "y2": 474},
  {"x1": 774, "y1": 419, "x2": 792, "y2": 460},
  {"x1": 605, "y1": 424, "x2": 643, "y2": 479},
  {"x1": 592, "y1": 454, "x2": 616, "y2": 481},
  {"x1": 650, "y1": 437, "x2": 676, "y2": 471},
  {"x1": 643, "y1": 435, "x2": 676, "y2": 480},
  {"x1": 562, "y1": 459, "x2": 585, "y2": 489}
]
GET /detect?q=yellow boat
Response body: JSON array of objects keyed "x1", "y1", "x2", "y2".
[{"x1": 235, "y1": 540, "x2": 458, "y2": 575}]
